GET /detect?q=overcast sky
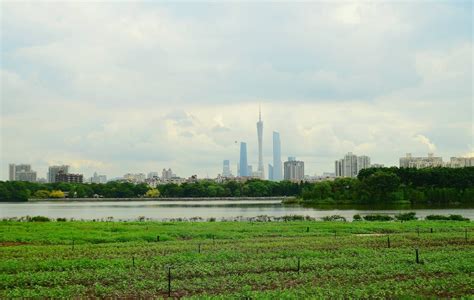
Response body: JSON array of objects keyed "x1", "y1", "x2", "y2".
[{"x1": 1, "y1": 1, "x2": 472, "y2": 180}]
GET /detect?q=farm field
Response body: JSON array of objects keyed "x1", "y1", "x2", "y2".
[{"x1": 1, "y1": 220, "x2": 473, "y2": 298}]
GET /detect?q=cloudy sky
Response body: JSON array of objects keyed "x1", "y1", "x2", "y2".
[{"x1": 1, "y1": 1, "x2": 472, "y2": 180}]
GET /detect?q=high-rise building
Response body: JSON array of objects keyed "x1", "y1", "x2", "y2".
[
  {"x1": 256, "y1": 106, "x2": 264, "y2": 179},
  {"x1": 357, "y1": 155, "x2": 371, "y2": 174},
  {"x1": 161, "y1": 168, "x2": 175, "y2": 180},
  {"x1": 222, "y1": 160, "x2": 231, "y2": 177},
  {"x1": 446, "y1": 157, "x2": 474, "y2": 168},
  {"x1": 55, "y1": 171, "x2": 83, "y2": 183},
  {"x1": 335, "y1": 159, "x2": 344, "y2": 177},
  {"x1": 284, "y1": 158, "x2": 305, "y2": 182},
  {"x1": 344, "y1": 152, "x2": 358, "y2": 178},
  {"x1": 268, "y1": 164, "x2": 274, "y2": 180},
  {"x1": 91, "y1": 172, "x2": 107, "y2": 184},
  {"x1": 335, "y1": 153, "x2": 372, "y2": 178},
  {"x1": 48, "y1": 165, "x2": 69, "y2": 183},
  {"x1": 399, "y1": 153, "x2": 443, "y2": 168},
  {"x1": 272, "y1": 132, "x2": 282, "y2": 181},
  {"x1": 147, "y1": 172, "x2": 159, "y2": 179},
  {"x1": 9, "y1": 164, "x2": 37, "y2": 182},
  {"x1": 239, "y1": 142, "x2": 248, "y2": 177}
]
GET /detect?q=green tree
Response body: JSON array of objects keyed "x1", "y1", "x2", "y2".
[{"x1": 33, "y1": 190, "x2": 51, "y2": 199}]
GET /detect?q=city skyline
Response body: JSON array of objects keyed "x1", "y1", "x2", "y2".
[{"x1": 1, "y1": 2, "x2": 472, "y2": 180}]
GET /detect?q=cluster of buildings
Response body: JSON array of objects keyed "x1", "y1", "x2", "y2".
[
  {"x1": 400, "y1": 153, "x2": 474, "y2": 169},
  {"x1": 334, "y1": 152, "x2": 382, "y2": 178},
  {"x1": 222, "y1": 109, "x2": 304, "y2": 182},
  {"x1": 9, "y1": 164, "x2": 85, "y2": 183},
  {"x1": 7, "y1": 110, "x2": 473, "y2": 186}
]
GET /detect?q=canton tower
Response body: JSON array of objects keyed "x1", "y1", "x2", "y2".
[{"x1": 257, "y1": 106, "x2": 264, "y2": 178}]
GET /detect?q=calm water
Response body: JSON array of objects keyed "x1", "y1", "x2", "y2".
[{"x1": 1, "y1": 200, "x2": 473, "y2": 221}]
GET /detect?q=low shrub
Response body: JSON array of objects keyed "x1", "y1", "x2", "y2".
[
  {"x1": 28, "y1": 216, "x2": 51, "y2": 222},
  {"x1": 56, "y1": 218, "x2": 67, "y2": 222},
  {"x1": 395, "y1": 212, "x2": 417, "y2": 221},
  {"x1": 321, "y1": 215, "x2": 346, "y2": 222},
  {"x1": 352, "y1": 214, "x2": 362, "y2": 221},
  {"x1": 363, "y1": 214, "x2": 393, "y2": 221},
  {"x1": 426, "y1": 214, "x2": 469, "y2": 221}
]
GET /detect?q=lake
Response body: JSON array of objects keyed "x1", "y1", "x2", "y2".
[{"x1": 1, "y1": 200, "x2": 473, "y2": 221}]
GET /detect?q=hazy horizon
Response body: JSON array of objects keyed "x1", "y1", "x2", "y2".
[{"x1": 1, "y1": 1, "x2": 472, "y2": 180}]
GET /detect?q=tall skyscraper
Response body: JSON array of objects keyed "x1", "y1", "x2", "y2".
[
  {"x1": 48, "y1": 165, "x2": 69, "y2": 183},
  {"x1": 239, "y1": 142, "x2": 248, "y2": 177},
  {"x1": 256, "y1": 106, "x2": 264, "y2": 179},
  {"x1": 268, "y1": 164, "x2": 273, "y2": 180},
  {"x1": 272, "y1": 132, "x2": 282, "y2": 181},
  {"x1": 222, "y1": 160, "x2": 231, "y2": 177}
]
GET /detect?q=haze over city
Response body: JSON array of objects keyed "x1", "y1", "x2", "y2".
[{"x1": 1, "y1": 1, "x2": 472, "y2": 180}]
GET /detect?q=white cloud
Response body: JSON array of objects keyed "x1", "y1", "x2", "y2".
[{"x1": 0, "y1": 1, "x2": 472, "y2": 179}]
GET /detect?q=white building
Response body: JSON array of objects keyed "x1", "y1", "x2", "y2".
[
  {"x1": 9, "y1": 164, "x2": 37, "y2": 182},
  {"x1": 162, "y1": 168, "x2": 175, "y2": 181},
  {"x1": 335, "y1": 153, "x2": 372, "y2": 178},
  {"x1": 90, "y1": 172, "x2": 107, "y2": 184},
  {"x1": 147, "y1": 172, "x2": 159, "y2": 179},
  {"x1": 284, "y1": 159, "x2": 305, "y2": 182},
  {"x1": 446, "y1": 157, "x2": 474, "y2": 168},
  {"x1": 123, "y1": 173, "x2": 146, "y2": 183},
  {"x1": 399, "y1": 153, "x2": 443, "y2": 168}
]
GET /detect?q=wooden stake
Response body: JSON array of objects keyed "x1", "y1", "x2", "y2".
[
  {"x1": 387, "y1": 235, "x2": 390, "y2": 248},
  {"x1": 415, "y1": 248, "x2": 420, "y2": 264},
  {"x1": 297, "y1": 257, "x2": 300, "y2": 274},
  {"x1": 167, "y1": 266, "x2": 171, "y2": 297}
]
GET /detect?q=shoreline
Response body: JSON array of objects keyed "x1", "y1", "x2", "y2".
[{"x1": 27, "y1": 196, "x2": 293, "y2": 202}]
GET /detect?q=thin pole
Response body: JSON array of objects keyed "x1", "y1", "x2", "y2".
[
  {"x1": 167, "y1": 266, "x2": 171, "y2": 297},
  {"x1": 297, "y1": 258, "x2": 300, "y2": 274},
  {"x1": 387, "y1": 236, "x2": 390, "y2": 248},
  {"x1": 415, "y1": 248, "x2": 420, "y2": 264}
]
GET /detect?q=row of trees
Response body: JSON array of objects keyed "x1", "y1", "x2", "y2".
[
  {"x1": 301, "y1": 167, "x2": 474, "y2": 204},
  {"x1": 1, "y1": 167, "x2": 473, "y2": 204},
  {"x1": 0, "y1": 181, "x2": 150, "y2": 201}
]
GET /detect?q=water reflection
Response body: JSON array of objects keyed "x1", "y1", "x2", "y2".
[{"x1": 0, "y1": 200, "x2": 473, "y2": 221}]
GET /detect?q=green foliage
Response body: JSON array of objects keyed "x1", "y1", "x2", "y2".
[
  {"x1": 49, "y1": 190, "x2": 65, "y2": 198},
  {"x1": 0, "y1": 220, "x2": 472, "y2": 298},
  {"x1": 395, "y1": 212, "x2": 418, "y2": 221},
  {"x1": 144, "y1": 188, "x2": 160, "y2": 198},
  {"x1": 425, "y1": 214, "x2": 470, "y2": 221},
  {"x1": 1, "y1": 167, "x2": 474, "y2": 204},
  {"x1": 363, "y1": 214, "x2": 393, "y2": 221},
  {"x1": 321, "y1": 215, "x2": 346, "y2": 222},
  {"x1": 353, "y1": 214, "x2": 362, "y2": 221},
  {"x1": 28, "y1": 216, "x2": 51, "y2": 222},
  {"x1": 33, "y1": 190, "x2": 51, "y2": 199}
]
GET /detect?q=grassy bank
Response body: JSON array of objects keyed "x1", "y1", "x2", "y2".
[{"x1": 1, "y1": 220, "x2": 473, "y2": 298}]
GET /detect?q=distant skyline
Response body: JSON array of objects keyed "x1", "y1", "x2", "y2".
[{"x1": 1, "y1": 1, "x2": 472, "y2": 180}]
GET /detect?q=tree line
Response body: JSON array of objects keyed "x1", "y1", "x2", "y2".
[{"x1": 0, "y1": 167, "x2": 473, "y2": 204}]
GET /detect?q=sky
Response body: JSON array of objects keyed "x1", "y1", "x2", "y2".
[{"x1": 0, "y1": 1, "x2": 472, "y2": 180}]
